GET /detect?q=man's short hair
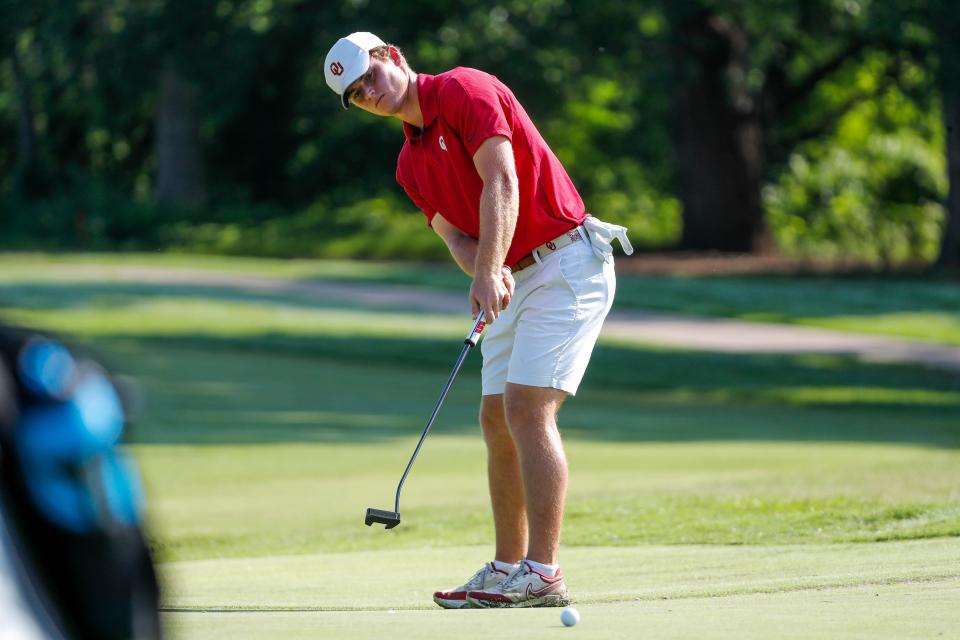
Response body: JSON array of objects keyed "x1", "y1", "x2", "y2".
[
  {"x1": 369, "y1": 45, "x2": 391, "y2": 61},
  {"x1": 369, "y1": 44, "x2": 412, "y2": 71}
]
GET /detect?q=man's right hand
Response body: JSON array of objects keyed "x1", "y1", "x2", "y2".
[{"x1": 470, "y1": 267, "x2": 514, "y2": 322}]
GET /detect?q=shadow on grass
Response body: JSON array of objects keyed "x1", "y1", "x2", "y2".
[
  {"x1": 81, "y1": 333, "x2": 960, "y2": 449},
  {"x1": 6, "y1": 273, "x2": 960, "y2": 324},
  {"x1": 300, "y1": 268, "x2": 960, "y2": 322},
  {"x1": 611, "y1": 274, "x2": 960, "y2": 321},
  {"x1": 0, "y1": 282, "x2": 423, "y2": 315}
]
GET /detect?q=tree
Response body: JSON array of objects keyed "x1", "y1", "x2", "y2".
[
  {"x1": 1, "y1": 0, "x2": 53, "y2": 198},
  {"x1": 9, "y1": 39, "x2": 40, "y2": 197},
  {"x1": 660, "y1": 0, "x2": 924, "y2": 254},
  {"x1": 664, "y1": 4, "x2": 769, "y2": 252},
  {"x1": 933, "y1": 0, "x2": 960, "y2": 269},
  {"x1": 155, "y1": 62, "x2": 205, "y2": 206}
]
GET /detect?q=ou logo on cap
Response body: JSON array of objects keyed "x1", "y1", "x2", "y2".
[{"x1": 330, "y1": 62, "x2": 344, "y2": 76}]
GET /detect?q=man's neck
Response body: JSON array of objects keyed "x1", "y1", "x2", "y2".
[{"x1": 394, "y1": 72, "x2": 423, "y2": 129}]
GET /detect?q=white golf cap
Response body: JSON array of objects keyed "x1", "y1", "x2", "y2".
[{"x1": 324, "y1": 31, "x2": 387, "y2": 109}]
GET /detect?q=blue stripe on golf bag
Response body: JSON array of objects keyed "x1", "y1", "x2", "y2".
[
  {"x1": 14, "y1": 345, "x2": 144, "y2": 534},
  {"x1": 17, "y1": 339, "x2": 77, "y2": 398}
]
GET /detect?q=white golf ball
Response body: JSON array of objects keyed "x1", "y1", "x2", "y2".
[{"x1": 560, "y1": 607, "x2": 580, "y2": 627}]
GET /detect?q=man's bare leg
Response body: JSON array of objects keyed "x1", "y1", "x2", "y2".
[
  {"x1": 480, "y1": 394, "x2": 527, "y2": 564},
  {"x1": 502, "y1": 382, "x2": 568, "y2": 565}
]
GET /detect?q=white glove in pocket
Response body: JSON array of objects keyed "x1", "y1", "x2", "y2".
[{"x1": 582, "y1": 216, "x2": 634, "y2": 263}]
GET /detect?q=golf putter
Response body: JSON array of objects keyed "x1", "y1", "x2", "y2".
[{"x1": 365, "y1": 312, "x2": 487, "y2": 529}]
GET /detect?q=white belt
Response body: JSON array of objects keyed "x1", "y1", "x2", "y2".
[{"x1": 509, "y1": 227, "x2": 583, "y2": 273}]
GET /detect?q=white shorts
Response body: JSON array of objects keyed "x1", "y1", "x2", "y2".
[{"x1": 480, "y1": 232, "x2": 615, "y2": 396}]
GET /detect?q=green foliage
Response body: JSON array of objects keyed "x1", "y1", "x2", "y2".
[
  {"x1": 164, "y1": 194, "x2": 448, "y2": 260},
  {"x1": 0, "y1": 178, "x2": 177, "y2": 251},
  {"x1": 0, "y1": 0, "x2": 952, "y2": 262},
  {"x1": 541, "y1": 75, "x2": 681, "y2": 247},
  {"x1": 766, "y1": 81, "x2": 947, "y2": 264}
]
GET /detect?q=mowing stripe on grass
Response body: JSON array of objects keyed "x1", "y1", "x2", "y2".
[
  {"x1": 161, "y1": 581, "x2": 960, "y2": 640},
  {"x1": 157, "y1": 539, "x2": 960, "y2": 611}
]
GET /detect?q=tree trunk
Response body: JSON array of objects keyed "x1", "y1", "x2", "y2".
[
  {"x1": 934, "y1": 1, "x2": 960, "y2": 269},
  {"x1": 936, "y1": 86, "x2": 960, "y2": 269},
  {"x1": 668, "y1": 7, "x2": 774, "y2": 253},
  {"x1": 10, "y1": 43, "x2": 42, "y2": 197},
  {"x1": 155, "y1": 63, "x2": 205, "y2": 206}
]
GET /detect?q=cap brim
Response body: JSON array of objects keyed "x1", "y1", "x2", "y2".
[{"x1": 337, "y1": 60, "x2": 367, "y2": 110}]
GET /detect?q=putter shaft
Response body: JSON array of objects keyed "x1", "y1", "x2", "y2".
[
  {"x1": 392, "y1": 312, "x2": 485, "y2": 512},
  {"x1": 366, "y1": 313, "x2": 485, "y2": 528}
]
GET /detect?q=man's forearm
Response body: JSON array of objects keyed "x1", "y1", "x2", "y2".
[
  {"x1": 447, "y1": 234, "x2": 479, "y2": 277},
  {"x1": 475, "y1": 174, "x2": 518, "y2": 277}
]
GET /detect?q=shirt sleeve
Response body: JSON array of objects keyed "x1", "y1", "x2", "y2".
[{"x1": 438, "y1": 75, "x2": 513, "y2": 157}]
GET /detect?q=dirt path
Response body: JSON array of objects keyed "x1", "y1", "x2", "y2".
[{"x1": 59, "y1": 265, "x2": 960, "y2": 372}]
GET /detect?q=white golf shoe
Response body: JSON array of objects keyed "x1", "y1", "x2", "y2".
[
  {"x1": 433, "y1": 562, "x2": 513, "y2": 609},
  {"x1": 466, "y1": 561, "x2": 570, "y2": 608}
]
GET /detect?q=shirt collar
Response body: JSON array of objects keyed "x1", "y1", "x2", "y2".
[{"x1": 402, "y1": 73, "x2": 439, "y2": 141}]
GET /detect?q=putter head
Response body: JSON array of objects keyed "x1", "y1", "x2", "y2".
[{"x1": 365, "y1": 508, "x2": 401, "y2": 529}]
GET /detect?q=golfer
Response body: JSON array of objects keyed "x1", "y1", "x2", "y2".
[{"x1": 325, "y1": 32, "x2": 631, "y2": 609}]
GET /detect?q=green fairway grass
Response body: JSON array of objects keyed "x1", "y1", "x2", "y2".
[
  {"x1": 162, "y1": 576, "x2": 960, "y2": 640},
  {"x1": 1, "y1": 252, "x2": 958, "y2": 345},
  {"x1": 158, "y1": 541, "x2": 960, "y2": 640},
  {"x1": 1, "y1": 253, "x2": 958, "y2": 638},
  {"x1": 159, "y1": 539, "x2": 960, "y2": 610}
]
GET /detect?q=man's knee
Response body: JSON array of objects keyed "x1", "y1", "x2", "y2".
[
  {"x1": 503, "y1": 383, "x2": 567, "y2": 434},
  {"x1": 479, "y1": 395, "x2": 510, "y2": 445}
]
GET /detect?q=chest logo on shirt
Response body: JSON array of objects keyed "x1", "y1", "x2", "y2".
[{"x1": 439, "y1": 136, "x2": 447, "y2": 151}]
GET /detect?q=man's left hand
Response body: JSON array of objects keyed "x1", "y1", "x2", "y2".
[{"x1": 470, "y1": 267, "x2": 514, "y2": 322}]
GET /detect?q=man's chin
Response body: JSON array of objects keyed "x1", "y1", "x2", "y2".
[{"x1": 378, "y1": 100, "x2": 400, "y2": 116}]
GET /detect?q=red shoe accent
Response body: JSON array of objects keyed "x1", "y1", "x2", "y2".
[
  {"x1": 467, "y1": 591, "x2": 512, "y2": 603},
  {"x1": 525, "y1": 564, "x2": 563, "y2": 582}
]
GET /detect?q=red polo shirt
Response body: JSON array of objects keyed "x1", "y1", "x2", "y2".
[{"x1": 395, "y1": 68, "x2": 586, "y2": 268}]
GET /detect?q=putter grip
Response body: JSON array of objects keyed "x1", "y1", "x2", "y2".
[{"x1": 465, "y1": 312, "x2": 486, "y2": 347}]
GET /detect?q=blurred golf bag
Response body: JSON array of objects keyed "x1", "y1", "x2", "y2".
[{"x1": 0, "y1": 325, "x2": 161, "y2": 639}]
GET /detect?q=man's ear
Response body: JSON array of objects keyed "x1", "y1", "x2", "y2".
[{"x1": 389, "y1": 46, "x2": 404, "y2": 67}]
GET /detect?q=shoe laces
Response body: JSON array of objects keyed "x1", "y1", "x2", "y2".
[
  {"x1": 499, "y1": 562, "x2": 531, "y2": 591},
  {"x1": 464, "y1": 564, "x2": 492, "y2": 590}
]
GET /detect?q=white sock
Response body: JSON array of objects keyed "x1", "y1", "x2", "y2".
[
  {"x1": 524, "y1": 558, "x2": 559, "y2": 577},
  {"x1": 492, "y1": 560, "x2": 519, "y2": 573}
]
